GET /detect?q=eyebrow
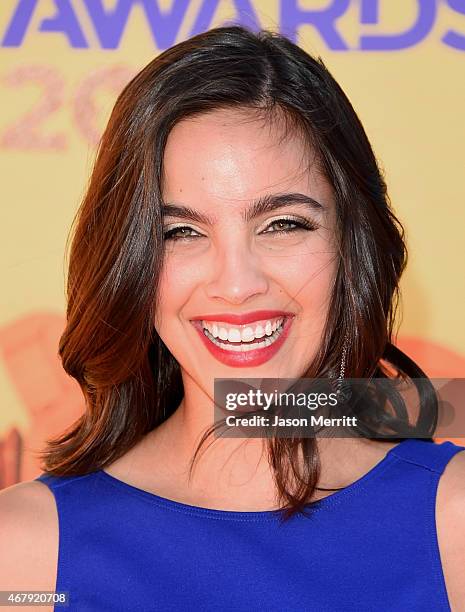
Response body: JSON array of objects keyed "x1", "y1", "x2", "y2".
[{"x1": 162, "y1": 192, "x2": 324, "y2": 225}]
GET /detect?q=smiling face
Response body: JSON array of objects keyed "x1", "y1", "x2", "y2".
[{"x1": 155, "y1": 107, "x2": 339, "y2": 395}]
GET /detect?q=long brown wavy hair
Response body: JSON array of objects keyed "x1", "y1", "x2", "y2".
[{"x1": 37, "y1": 25, "x2": 436, "y2": 521}]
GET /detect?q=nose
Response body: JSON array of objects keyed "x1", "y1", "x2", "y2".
[{"x1": 205, "y1": 239, "x2": 269, "y2": 305}]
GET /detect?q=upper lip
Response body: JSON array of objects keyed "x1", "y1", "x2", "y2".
[{"x1": 190, "y1": 310, "x2": 295, "y2": 325}]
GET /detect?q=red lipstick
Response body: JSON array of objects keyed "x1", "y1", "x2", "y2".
[
  {"x1": 190, "y1": 310, "x2": 295, "y2": 368},
  {"x1": 190, "y1": 310, "x2": 294, "y2": 326}
]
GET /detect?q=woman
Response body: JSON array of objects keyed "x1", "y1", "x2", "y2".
[{"x1": 1, "y1": 25, "x2": 464, "y2": 612}]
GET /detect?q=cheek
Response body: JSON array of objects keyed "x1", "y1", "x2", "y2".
[
  {"x1": 154, "y1": 255, "x2": 202, "y2": 334},
  {"x1": 278, "y1": 247, "x2": 337, "y2": 319},
  {"x1": 281, "y1": 252, "x2": 337, "y2": 364}
]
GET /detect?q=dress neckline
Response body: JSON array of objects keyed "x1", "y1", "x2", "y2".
[{"x1": 97, "y1": 438, "x2": 417, "y2": 520}]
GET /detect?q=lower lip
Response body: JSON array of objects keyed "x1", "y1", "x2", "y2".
[{"x1": 191, "y1": 317, "x2": 294, "y2": 367}]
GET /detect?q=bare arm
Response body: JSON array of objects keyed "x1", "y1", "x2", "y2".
[
  {"x1": 0, "y1": 481, "x2": 58, "y2": 612},
  {"x1": 436, "y1": 450, "x2": 465, "y2": 612}
]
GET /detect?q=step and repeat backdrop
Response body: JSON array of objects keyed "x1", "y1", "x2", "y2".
[{"x1": 1, "y1": 1, "x2": 464, "y2": 487}]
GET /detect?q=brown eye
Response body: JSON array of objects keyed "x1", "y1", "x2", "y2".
[
  {"x1": 164, "y1": 226, "x2": 203, "y2": 241},
  {"x1": 262, "y1": 217, "x2": 318, "y2": 234},
  {"x1": 267, "y1": 220, "x2": 298, "y2": 232}
]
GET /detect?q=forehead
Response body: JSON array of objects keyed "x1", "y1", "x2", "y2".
[{"x1": 162, "y1": 108, "x2": 333, "y2": 211}]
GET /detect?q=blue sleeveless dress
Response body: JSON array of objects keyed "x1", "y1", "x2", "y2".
[{"x1": 35, "y1": 438, "x2": 465, "y2": 611}]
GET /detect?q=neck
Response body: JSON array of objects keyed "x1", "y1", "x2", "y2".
[{"x1": 142, "y1": 382, "x2": 386, "y2": 509}]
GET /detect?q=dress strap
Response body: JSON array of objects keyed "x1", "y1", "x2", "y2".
[
  {"x1": 389, "y1": 438, "x2": 465, "y2": 474},
  {"x1": 35, "y1": 472, "x2": 91, "y2": 490}
]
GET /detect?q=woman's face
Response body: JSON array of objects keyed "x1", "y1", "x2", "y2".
[{"x1": 156, "y1": 108, "x2": 338, "y2": 389}]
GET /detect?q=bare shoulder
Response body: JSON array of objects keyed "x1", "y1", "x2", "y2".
[
  {"x1": 436, "y1": 447, "x2": 465, "y2": 612},
  {"x1": 0, "y1": 480, "x2": 58, "y2": 609}
]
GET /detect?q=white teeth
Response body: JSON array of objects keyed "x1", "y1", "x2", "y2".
[
  {"x1": 201, "y1": 317, "x2": 285, "y2": 342},
  {"x1": 241, "y1": 327, "x2": 255, "y2": 342},
  {"x1": 203, "y1": 322, "x2": 284, "y2": 352},
  {"x1": 198, "y1": 317, "x2": 284, "y2": 351},
  {"x1": 228, "y1": 328, "x2": 241, "y2": 343}
]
